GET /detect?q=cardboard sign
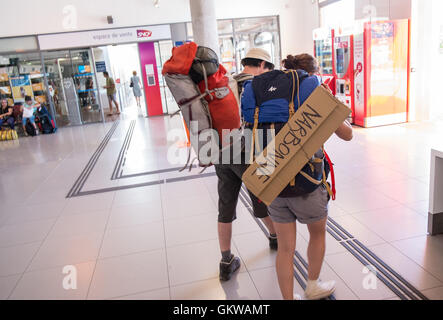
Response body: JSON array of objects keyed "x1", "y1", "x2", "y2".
[{"x1": 242, "y1": 86, "x2": 351, "y2": 206}]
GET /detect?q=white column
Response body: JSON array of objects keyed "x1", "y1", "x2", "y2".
[{"x1": 189, "y1": 0, "x2": 220, "y2": 57}]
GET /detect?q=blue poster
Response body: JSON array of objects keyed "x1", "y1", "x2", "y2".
[{"x1": 10, "y1": 75, "x2": 30, "y2": 87}]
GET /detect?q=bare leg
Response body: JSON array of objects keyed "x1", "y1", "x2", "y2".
[
  {"x1": 108, "y1": 98, "x2": 113, "y2": 114},
  {"x1": 306, "y1": 217, "x2": 327, "y2": 281},
  {"x1": 114, "y1": 100, "x2": 120, "y2": 113},
  {"x1": 218, "y1": 222, "x2": 232, "y2": 253},
  {"x1": 274, "y1": 221, "x2": 297, "y2": 300},
  {"x1": 261, "y1": 216, "x2": 276, "y2": 235}
]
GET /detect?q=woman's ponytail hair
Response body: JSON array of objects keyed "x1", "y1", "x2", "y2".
[{"x1": 282, "y1": 53, "x2": 319, "y2": 74}]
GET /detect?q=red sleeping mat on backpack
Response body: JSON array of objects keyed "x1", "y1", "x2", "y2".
[
  {"x1": 162, "y1": 42, "x2": 198, "y2": 75},
  {"x1": 197, "y1": 65, "x2": 241, "y2": 144}
]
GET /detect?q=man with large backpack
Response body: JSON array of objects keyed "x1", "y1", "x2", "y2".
[{"x1": 217, "y1": 48, "x2": 278, "y2": 282}]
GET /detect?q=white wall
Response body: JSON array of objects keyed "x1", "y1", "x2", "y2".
[
  {"x1": 355, "y1": 0, "x2": 411, "y2": 20},
  {"x1": 0, "y1": 0, "x2": 319, "y2": 58},
  {"x1": 410, "y1": 0, "x2": 443, "y2": 121}
]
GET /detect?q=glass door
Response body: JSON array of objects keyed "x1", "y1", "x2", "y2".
[
  {"x1": 155, "y1": 40, "x2": 179, "y2": 115},
  {"x1": 42, "y1": 49, "x2": 103, "y2": 127},
  {"x1": 69, "y1": 49, "x2": 102, "y2": 124},
  {"x1": 43, "y1": 50, "x2": 72, "y2": 127}
]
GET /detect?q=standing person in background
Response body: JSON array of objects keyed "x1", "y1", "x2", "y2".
[
  {"x1": 130, "y1": 71, "x2": 143, "y2": 108},
  {"x1": 103, "y1": 71, "x2": 120, "y2": 116}
]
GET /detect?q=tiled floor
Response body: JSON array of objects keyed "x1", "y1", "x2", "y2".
[{"x1": 1, "y1": 103, "x2": 443, "y2": 300}]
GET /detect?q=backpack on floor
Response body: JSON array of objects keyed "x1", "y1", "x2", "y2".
[
  {"x1": 162, "y1": 42, "x2": 241, "y2": 168},
  {"x1": 36, "y1": 104, "x2": 57, "y2": 134},
  {"x1": 25, "y1": 120, "x2": 36, "y2": 137},
  {"x1": 242, "y1": 69, "x2": 336, "y2": 200}
]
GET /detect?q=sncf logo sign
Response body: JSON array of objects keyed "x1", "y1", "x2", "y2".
[{"x1": 137, "y1": 30, "x2": 153, "y2": 38}]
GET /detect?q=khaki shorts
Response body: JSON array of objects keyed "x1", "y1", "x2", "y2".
[{"x1": 268, "y1": 185, "x2": 329, "y2": 225}]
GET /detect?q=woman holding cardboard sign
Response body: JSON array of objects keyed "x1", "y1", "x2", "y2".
[
  {"x1": 273, "y1": 55, "x2": 352, "y2": 300},
  {"x1": 241, "y1": 53, "x2": 352, "y2": 300}
]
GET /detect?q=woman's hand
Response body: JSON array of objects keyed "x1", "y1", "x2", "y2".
[{"x1": 335, "y1": 120, "x2": 353, "y2": 141}]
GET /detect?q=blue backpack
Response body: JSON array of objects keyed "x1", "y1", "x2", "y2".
[{"x1": 241, "y1": 69, "x2": 334, "y2": 199}]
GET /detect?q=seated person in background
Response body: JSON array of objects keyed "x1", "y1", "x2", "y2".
[
  {"x1": 21, "y1": 96, "x2": 39, "y2": 136},
  {"x1": 0, "y1": 98, "x2": 15, "y2": 130}
]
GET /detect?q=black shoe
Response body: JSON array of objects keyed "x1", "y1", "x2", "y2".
[
  {"x1": 269, "y1": 237, "x2": 278, "y2": 250},
  {"x1": 219, "y1": 256, "x2": 241, "y2": 281}
]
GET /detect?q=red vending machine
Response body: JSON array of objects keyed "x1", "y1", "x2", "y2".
[
  {"x1": 333, "y1": 27, "x2": 355, "y2": 123},
  {"x1": 313, "y1": 28, "x2": 335, "y2": 94},
  {"x1": 353, "y1": 19, "x2": 410, "y2": 128}
]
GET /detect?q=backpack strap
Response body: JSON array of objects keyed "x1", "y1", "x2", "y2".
[
  {"x1": 250, "y1": 106, "x2": 260, "y2": 164},
  {"x1": 323, "y1": 148, "x2": 336, "y2": 200},
  {"x1": 286, "y1": 70, "x2": 300, "y2": 187}
]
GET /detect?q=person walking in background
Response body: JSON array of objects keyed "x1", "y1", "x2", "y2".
[
  {"x1": 130, "y1": 71, "x2": 143, "y2": 108},
  {"x1": 103, "y1": 71, "x2": 120, "y2": 116}
]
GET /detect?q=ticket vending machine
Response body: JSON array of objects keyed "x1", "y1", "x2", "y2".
[
  {"x1": 333, "y1": 27, "x2": 355, "y2": 123},
  {"x1": 313, "y1": 28, "x2": 336, "y2": 95}
]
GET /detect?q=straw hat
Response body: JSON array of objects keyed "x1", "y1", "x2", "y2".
[{"x1": 244, "y1": 48, "x2": 273, "y2": 65}]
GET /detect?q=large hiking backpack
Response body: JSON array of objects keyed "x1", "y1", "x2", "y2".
[
  {"x1": 242, "y1": 69, "x2": 336, "y2": 200},
  {"x1": 162, "y1": 42, "x2": 241, "y2": 168}
]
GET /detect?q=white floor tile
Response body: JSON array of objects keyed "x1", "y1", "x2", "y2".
[
  {"x1": 88, "y1": 250, "x2": 168, "y2": 300},
  {"x1": 48, "y1": 210, "x2": 109, "y2": 239},
  {"x1": 368, "y1": 243, "x2": 443, "y2": 291},
  {"x1": 352, "y1": 205, "x2": 428, "y2": 242},
  {"x1": 167, "y1": 239, "x2": 245, "y2": 287},
  {"x1": 108, "y1": 201, "x2": 163, "y2": 229},
  {"x1": 112, "y1": 287, "x2": 170, "y2": 300},
  {"x1": 0, "y1": 219, "x2": 56, "y2": 248},
  {"x1": 170, "y1": 272, "x2": 260, "y2": 300},
  {"x1": 10, "y1": 261, "x2": 95, "y2": 300},
  {"x1": 392, "y1": 235, "x2": 443, "y2": 282},
  {"x1": 0, "y1": 275, "x2": 20, "y2": 299},
  {"x1": 164, "y1": 214, "x2": 218, "y2": 248},
  {"x1": 422, "y1": 286, "x2": 443, "y2": 300},
  {"x1": 28, "y1": 232, "x2": 103, "y2": 272},
  {"x1": 99, "y1": 221, "x2": 165, "y2": 259},
  {"x1": 0, "y1": 242, "x2": 41, "y2": 277},
  {"x1": 325, "y1": 252, "x2": 397, "y2": 300},
  {"x1": 232, "y1": 232, "x2": 277, "y2": 272}
]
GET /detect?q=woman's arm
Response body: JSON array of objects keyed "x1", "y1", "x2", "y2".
[{"x1": 335, "y1": 120, "x2": 353, "y2": 141}]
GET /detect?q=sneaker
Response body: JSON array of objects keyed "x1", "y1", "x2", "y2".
[
  {"x1": 219, "y1": 256, "x2": 241, "y2": 282},
  {"x1": 269, "y1": 236, "x2": 278, "y2": 250},
  {"x1": 294, "y1": 293, "x2": 303, "y2": 301},
  {"x1": 304, "y1": 280, "x2": 336, "y2": 300}
]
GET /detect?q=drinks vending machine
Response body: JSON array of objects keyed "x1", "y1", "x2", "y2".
[
  {"x1": 313, "y1": 28, "x2": 335, "y2": 95},
  {"x1": 315, "y1": 20, "x2": 410, "y2": 127},
  {"x1": 353, "y1": 19, "x2": 410, "y2": 128}
]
